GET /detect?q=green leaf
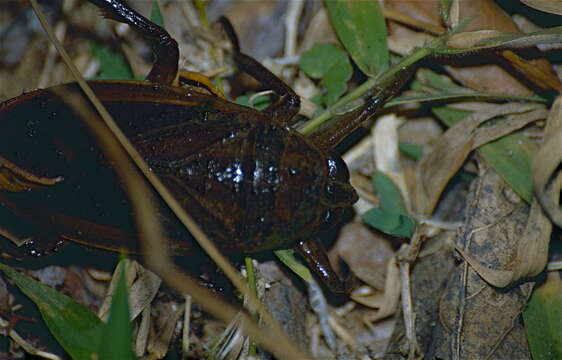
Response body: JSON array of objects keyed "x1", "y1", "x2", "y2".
[
  {"x1": 274, "y1": 249, "x2": 313, "y2": 283},
  {"x1": 399, "y1": 142, "x2": 424, "y2": 160},
  {"x1": 432, "y1": 106, "x2": 468, "y2": 127},
  {"x1": 524, "y1": 274, "x2": 562, "y2": 360},
  {"x1": 321, "y1": 60, "x2": 352, "y2": 105},
  {"x1": 478, "y1": 132, "x2": 536, "y2": 202},
  {"x1": 362, "y1": 171, "x2": 416, "y2": 237},
  {"x1": 411, "y1": 68, "x2": 465, "y2": 92},
  {"x1": 299, "y1": 44, "x2": 352, "y2": 106},
  {"x1": 375, "y1": 171, "x2": 407, "y2": 213},
  {"x1": 98, "y1": 260, "x2": 135, "y2": 360},
  {"x1": 91, "y1": 42, "x2": 134, "y2": 80},
  {"x1": 150, "y1": 0, "x2": 165, "y2": 28},
  {"x1": 432, "y1": 107, "x2": 536, "y2": 202},
  {"x1": 0, "y1": 262, "x2": 104, "y2": 360},
  {"x1": 363, "y1": 208, "x2": 416, "y2": 238},
  {"x1": 300, "y1": 44, "x2": 343, "y2": 79},
  {"x1": 325, "y1": 0, "x2": 389, "y2": 76}
]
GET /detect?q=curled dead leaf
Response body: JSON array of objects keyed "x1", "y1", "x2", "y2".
[
  {"x1": 455, "y1": 167, "x2": 551, "y2": 287},
  {"x1": 533, "y1": 95, "x2": 562, "y2": 227},
  {"x1": 353, "y1": 256, "x2": 400, "y2": 323},
  {"x1": 521, "y1": 0, "x2": 562, "y2": 15},
  {"x1": 414, "y1": 103, "x2": 545, "y2": 217},
  {"x1": 457, "y1": 198, "x2": 551, "y2": 287}
]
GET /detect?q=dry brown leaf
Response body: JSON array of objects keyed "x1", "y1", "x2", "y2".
[
  {"x1": 455, "y1": 166, "x2": 550, "y2": 287},
  {"x1": 472, "y1": 106, "x2": 548, "y2": 148},
  {"x1": 502, "y1": 50, "x2": 562, "y2": 91},
  {"x1": 521, "y1": 0, "x2": 562, "y2": 15},
  {"x1": 431, "y1": 166, "x2": 541, "y2": 359},
  {"x1": 413, "y1": 103, "x2": 544, "y2": 217},
  {"x1": 97, "y1": 260, "x2": 161, "y2": 322},
  {"x1": 356, "y1": 256, "x2": 401, "y2": 323},
  {"x1": 384, "y1": 0, "x2": 559, "y2": 95},
  {"x1": 135, "y1": 306, "x2": 151, "y2": 357},
  {"x1": 126, "y1": 265, "x2": 162, "y2": 320},
  {"x1": 413, "y1": 132, "x2": 473, "y2": 218},
  {"x1": 383, "y1": 232, "x2": 456, "y2": 359},
  {"x1": 299, "y1": 8, "x2": 337, "y2": 53},
  {"x1": 332, "y1": 222, "x2": 394, "y2": 290},
  {"x1": 457, "y1": 200, "x2": 550, "y2": 287},
  {"x1": 98, "y1": 259, "x2": 136, "y2": 321},
  {"x1": 258, "y1": 261, "x2": 309, "y2": 350},
  {"x1": 533, "y1": 95, "x2": 562, "y2": 227},
  {"x1": 435, "y1": 266, "x2": 533, "y2": 359},
  {"x1": 147, "y1": 301, "x2": 184, "y2": 359}
]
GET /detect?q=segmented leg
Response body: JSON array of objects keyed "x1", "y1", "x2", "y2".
[
  {"x1": 218, "y1": 17, "x2": 300, "y2": 124},
  {"x1": 87, "y1": 0, "x2": 178, "y2": 85},
  {"x1": 307, "y1": 66, "x2": 415, "y2": 151},
  {"x1": 296, "y1": 237, "x2": 354, "y2": 294}
]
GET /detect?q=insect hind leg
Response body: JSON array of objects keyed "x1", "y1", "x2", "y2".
[
  {"x1": 218, "y1": 17, "x2": 300, "y2": 124},
  {"x1": 87, "y1": 0, "x2": 179, "y2": 85}
]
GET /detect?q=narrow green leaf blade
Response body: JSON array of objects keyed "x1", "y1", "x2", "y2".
[
  {"x1": 432, "y1": 106, "x2": 470, "y2": 127},
  {"x1": 325, "y1": 0, "x2": 389, "y2": 76},
  {"x1": 0, "y1": 263, "x2": 104, "y2": 360},
  {"x1": 399, "y1": 142, "x2": 424, "y2": 160},
  {"x1": 274, "y1": 249, "x2": 313, "y2": 283},
  {"x1": 150, "y1": 0, "x2": 165, "y2": 28},
  {"x1": 524, "y1": 274, "x2": 562, "y2": 360},
  {"x1": 98, "y1": 261, "x2": 135, "y2": 360},
  {"x1": 91, "y1": 42, "x2": 134, "y2": 80}
]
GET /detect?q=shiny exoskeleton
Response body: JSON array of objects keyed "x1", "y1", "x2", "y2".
[{"x1": 0, "y1": 0, "x2": 405, "y2": 292}]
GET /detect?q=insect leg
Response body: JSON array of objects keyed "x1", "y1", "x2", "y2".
[
  {"x1": 307, "y1": 66, "x2": 415, "y2": 150},
  {"x1": 218, "y1": 17, "x2": 300, "y2": 124},
  {"x1": 295, "y1": 237, "x2": 352, "y2": 294},
  {"x1": 86, "y1": 0, "x2": 179, "y2": 85}
]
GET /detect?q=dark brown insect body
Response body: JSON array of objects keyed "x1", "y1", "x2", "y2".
[
  {"x1": 0, "y1": 0, "x2": 404, "y2": 292},
  {"x1": 0, "y1": 81, "x2": 355, "y2": 255}
]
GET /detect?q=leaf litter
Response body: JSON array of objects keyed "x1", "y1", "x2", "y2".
[{"x1": 0, "y1": 0, "x2": 561, "y2": 359}]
